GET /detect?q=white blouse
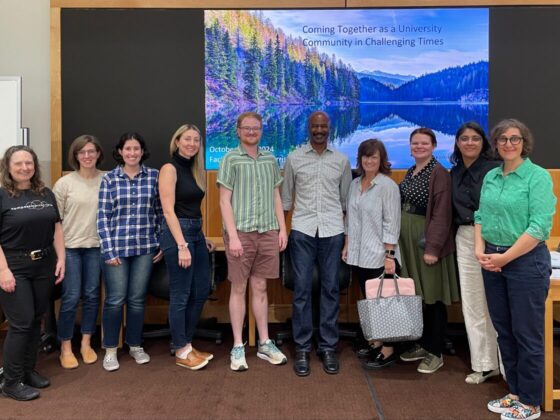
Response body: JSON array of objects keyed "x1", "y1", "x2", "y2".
[{"x1": 345, "y1": 173, "x2": 401, "y2": 269}]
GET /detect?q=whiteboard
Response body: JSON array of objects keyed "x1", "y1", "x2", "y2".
[{"x1": 0, "y1": 76, "x2": 23, "y2": 153}]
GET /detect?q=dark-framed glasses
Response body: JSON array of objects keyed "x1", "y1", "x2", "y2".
[
  {"x1": 458, "y1": 135, "x2": 483, "y2": 143},
  {"x1": 497, "y1": 135, "x2": 523, "y2": 146}
]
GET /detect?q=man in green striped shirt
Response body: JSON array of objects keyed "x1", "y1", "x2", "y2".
[{"x1": 217, "y1": 111, "x2": 288, "y2": 372}]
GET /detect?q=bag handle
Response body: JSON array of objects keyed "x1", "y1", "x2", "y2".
[{"x1": 375, "y1": 272, "x2": 401, "y2": 298}]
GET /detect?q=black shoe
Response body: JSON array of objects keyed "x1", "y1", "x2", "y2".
[
  {"x1": 319, "y1": 351, "x2": 339, "y2": 374},
  {"x1": 24, "y1": 371, "x2": 50, "y2": 389},
  {"x1": 356, "y1": 345, "x2": 381, "y2": 360},
  {"x1": 363, "y1": 352, "x2": 397, "y2": 370},
  {"x1": 293, "y1": 351, "x2": 310, "y2": 377},
  {"x1": 2, "y1": 382, "x2": 40, "y2": 401}
]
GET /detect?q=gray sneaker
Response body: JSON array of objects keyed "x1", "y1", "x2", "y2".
[
  {"x1": 417, "y1": 353, "x2": 443, "y2": 374},
  {"x1": 103, "y1": 352, "x2": 120, "y2": 372},
  {"x1": 257, "y1": 339, "x2": 287, "y2": 365},
  {"x1": 230, "y1": 345, "x2": 248, "y2": 372},
  {"x1": 129, "y1": 347, "x2": 150, "y2": 364},
  {"x1": 400, "y1": 344, "x2": 429, "y2": 362}
]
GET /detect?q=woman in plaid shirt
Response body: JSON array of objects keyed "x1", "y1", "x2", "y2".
[{"x1": 97, "y1": 132, "x2": 162, "y2": 372}]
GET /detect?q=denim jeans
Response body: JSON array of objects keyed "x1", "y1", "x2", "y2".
[
  {"x1": 0, "y1": 253, "x2": 56, "y2": 386},
  {"x1": 482, "y1": 241, "x2": 550, "y2": 406},
  {"x1": 101, "y1": 252, "x2": 155, "y2": 348},
  {"x1": 161, "y1": 218, "x2": 211, "y2": 349},
  {"x1": 289, "y1": 230, "x2": 345, "y2": 353},
  {"x1": 57, "y1": 247, "x2": 101, "y2": 341}
]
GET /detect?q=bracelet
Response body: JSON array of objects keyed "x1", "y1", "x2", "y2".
[
  {"x1": 177, "y1": 243, "x2": 189, "y2": 251},
  {"x1": 384, "y1": 249, "x2": 396, "y2": 257}
]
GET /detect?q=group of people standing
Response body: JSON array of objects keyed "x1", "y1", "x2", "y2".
[{"x1": 0, "y1": 112, "x2": 555, "y2": 420}]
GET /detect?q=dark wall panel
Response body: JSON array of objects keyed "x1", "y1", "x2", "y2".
[
  {"x1": 61, "y1": 9, "x2": 205, "y2": 171},
  {"x1": 489, "y1": 7, "x2": 560, "y2": 168}
]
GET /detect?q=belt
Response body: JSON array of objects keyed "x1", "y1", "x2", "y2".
[
  {"x1": 486, "y1": 243, "x2": 512, "y2": 253},
  {"x1": 4, "y1": 246, "x2": 53, "y2": 261},
  {"x1": 402, "y1": 202, "x2": 427, "y2": 216},
  {"x1": 487, "y1": 241, "x2": 545, "y2": 253}
]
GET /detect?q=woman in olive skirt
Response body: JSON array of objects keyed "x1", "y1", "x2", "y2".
[{"x1": 398, "y1": 127, "x2": 459, "y2": 374}]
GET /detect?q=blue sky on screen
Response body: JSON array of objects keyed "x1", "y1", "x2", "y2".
[{"x1": 260, "y1": 8, "x2": 488, "y2": 76}]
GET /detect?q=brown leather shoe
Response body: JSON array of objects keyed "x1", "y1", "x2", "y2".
[
  {"x1": 59, "y1": 352, "x2": 79, "y2": 369},
  {"x1": 192, "y1": 347, "x2": 214, "y2": 361},
  {"x1": 176, "y1": 352, "x2": 209, "y2": 370},
  {"x1": 80, "y1": 346, "x2": 98, "y2": 365}
]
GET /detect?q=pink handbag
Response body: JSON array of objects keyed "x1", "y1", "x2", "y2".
[{"x1": 365, "y1": 274, "x2": 416, "y2": 299}]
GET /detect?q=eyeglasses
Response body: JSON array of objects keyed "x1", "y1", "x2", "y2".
[
  {"x1": 77, "y1": 149, "x2": 98, "y2": 156},
  {"x1": 239, "y1": 126, "x2": 262, "y2": 133},
  {"x1": 458, "y1": 135, "x2": 483, "y2": 143},
  {"x1": 496, "y1": 135, "x2": 523, "y2": 146}
]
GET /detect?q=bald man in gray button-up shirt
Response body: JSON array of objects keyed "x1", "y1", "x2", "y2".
[{"x1": 281, "y1": 111, "x2": 352, "y2": 376}]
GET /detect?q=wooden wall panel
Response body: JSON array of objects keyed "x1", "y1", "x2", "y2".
[
  {"x1": 52, "y1": 0, "x2": 560, "y2": 7},
  {"x1": 50, "y1": 8, "x2": 62, "y2": 185},
  {"x1": 51, "y1": 0, "x2": 345, "y2": 8},
  {"x1": 206, "y1": 171, "x2": 222, "y2": 238},
  {"x1": 348, "y1": 0, "x2": 560, "y2": 6}
]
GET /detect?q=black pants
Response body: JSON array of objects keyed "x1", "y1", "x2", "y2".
[
  {"x1": 0, "y1": 253, "x2": 55, "y2": 386},
  {"x1": 419, "y1": 301, "x2": 447, "y2": 357}
]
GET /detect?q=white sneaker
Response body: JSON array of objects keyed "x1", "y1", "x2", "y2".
[
  {"x1": 103, "y1": 352, "x2": 120, "y2": 372},
  {"x1": 465, "y1": 369, "x2": 500, "y2": 384},
  {"x1": 129, "y1": 346, "x2": 150, "y2": 364},
  {"x1": 230, "y1": 345, "x2": 248, "y2": 372}
]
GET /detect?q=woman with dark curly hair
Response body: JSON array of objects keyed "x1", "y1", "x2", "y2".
[
  {"x1": 0, "y1": 146, "x2": 65, "y2": 401},
  {"x1": 476, "y1": 119, "x2": 555, "y2": 420},
  {"x1": 97, "y1": 132, "x2": 162, "y2": 372}
]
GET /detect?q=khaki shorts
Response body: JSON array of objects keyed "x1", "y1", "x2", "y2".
[{"x1": 224, "y1": 230, "x2": 279, "y2": 282}]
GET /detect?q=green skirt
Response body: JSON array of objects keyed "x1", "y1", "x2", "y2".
[{"x1": 399, "y1": 211, "x2": 459, "y2": 305}]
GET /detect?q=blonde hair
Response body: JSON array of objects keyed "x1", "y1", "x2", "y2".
[{"x1": 169, "y1": 124, "x2": 206, "y2": 191}]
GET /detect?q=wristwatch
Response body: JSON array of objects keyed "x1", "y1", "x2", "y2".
[
  {"x1": 385, "y1": 249, "x2": 396, "y2": 259},
  {"x1": 177, "y1": 243, "x2": 189, "y2": 250}
]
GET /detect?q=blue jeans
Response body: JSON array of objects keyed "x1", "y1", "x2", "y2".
[
  {"x1": 101, "y1": 252, "x2": 155, "y2": 348},
  {"x1": 57, "y1": 248, "x2": 101, "y2": 341},
  {"x1": 289, "y1": 230, "x2": 345, "y2": 353},
  {"x1": 161, "y1": 219, "x2": 211, "y2": 349},
  {"x1": 482, "y1": 242, "x2": 550, "y2": 406}
]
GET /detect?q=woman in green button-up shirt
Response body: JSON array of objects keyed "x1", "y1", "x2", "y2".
[{"x1": 474, "y1": 119, "x2": 556, "y2": 419}]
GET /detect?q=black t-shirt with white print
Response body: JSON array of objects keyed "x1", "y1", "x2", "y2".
[{"x1": 0, "y1": 188, "x2": 61, "y2": 251}]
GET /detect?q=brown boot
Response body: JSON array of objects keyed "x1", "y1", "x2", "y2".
[
  {"x1": 192, "y1": 347, "x2": 214, "y2": 361},
  {"x1": 175, "y1": 351, "x2": 208, "y2": 370}
]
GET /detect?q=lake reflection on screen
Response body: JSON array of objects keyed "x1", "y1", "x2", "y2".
[{"x1": 205, "y1": 103, "x2": 488, "y2": 170}]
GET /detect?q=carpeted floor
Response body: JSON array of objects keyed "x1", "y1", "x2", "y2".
[{"x1": 1, "y1": 326, "x2": 560, "y2": 420}]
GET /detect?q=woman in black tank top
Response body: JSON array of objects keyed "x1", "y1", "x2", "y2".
[{"x1": 159, "y1": 124, "x2": 215, "y2": 371}]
